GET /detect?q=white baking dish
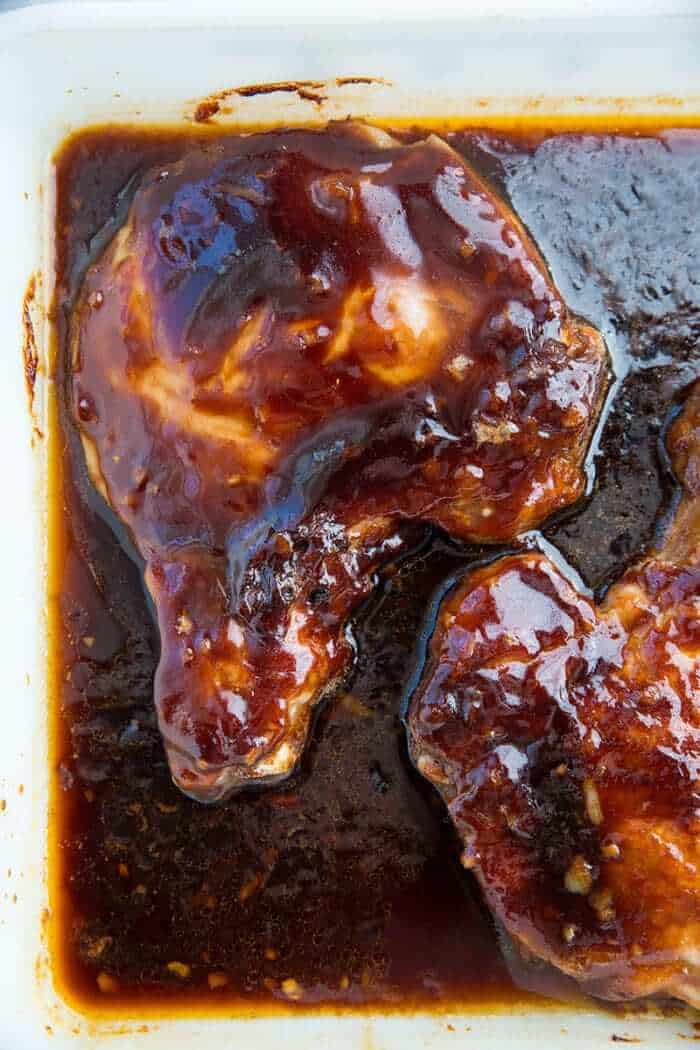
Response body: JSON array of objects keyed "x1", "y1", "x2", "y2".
[{"x1": 1, "y1": 2, "x2": 699, "y2": 1047}]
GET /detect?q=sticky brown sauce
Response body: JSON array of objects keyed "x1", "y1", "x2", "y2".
[{"x1": 48, "y1": 118, "x2": 700, "y2": 1016}]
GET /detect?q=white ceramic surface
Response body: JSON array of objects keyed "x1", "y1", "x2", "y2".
[{"x1": 0, "y1": 3, "x2": 699, "y2": 1047}]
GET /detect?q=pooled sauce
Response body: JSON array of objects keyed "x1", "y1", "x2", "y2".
[{"x1": 49, "y1": 119, "x2": 700, "y2": 1015}]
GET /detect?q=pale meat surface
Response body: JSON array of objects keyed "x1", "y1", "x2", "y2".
[
  {"x1": 71, "y1": 121, "x2": 607, "y2": 800},
  {"x1": 408, "y1": 382, "x2": 700, "y2": 1005}
]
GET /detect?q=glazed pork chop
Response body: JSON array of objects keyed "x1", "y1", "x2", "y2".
[
  {"x1": 408, "y1": 381, "x2": 700, "y2": 1005},
  {"x1": 71, "y1": 121, "x2": 607, "y2": 801}
]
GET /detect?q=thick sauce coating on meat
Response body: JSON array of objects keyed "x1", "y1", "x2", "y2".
[
  {"x1": 408, "y1": 382, "x2": 700, "y2": 1005},
  {"x1": 71, "y1": 121, "x2": 607, "y2": 801}
]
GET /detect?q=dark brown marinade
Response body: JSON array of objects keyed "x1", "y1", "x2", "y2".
[{"x1": 50, "y1": 121, "x2": 700, "y2": 1014}]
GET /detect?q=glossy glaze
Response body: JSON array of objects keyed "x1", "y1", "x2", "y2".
[
  {"x1": 70, "y1": 122, "x2": 607, "y2": 801},
  {"x1": 408, "y1": 381, "x2": 700, "y2": 1005}
]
